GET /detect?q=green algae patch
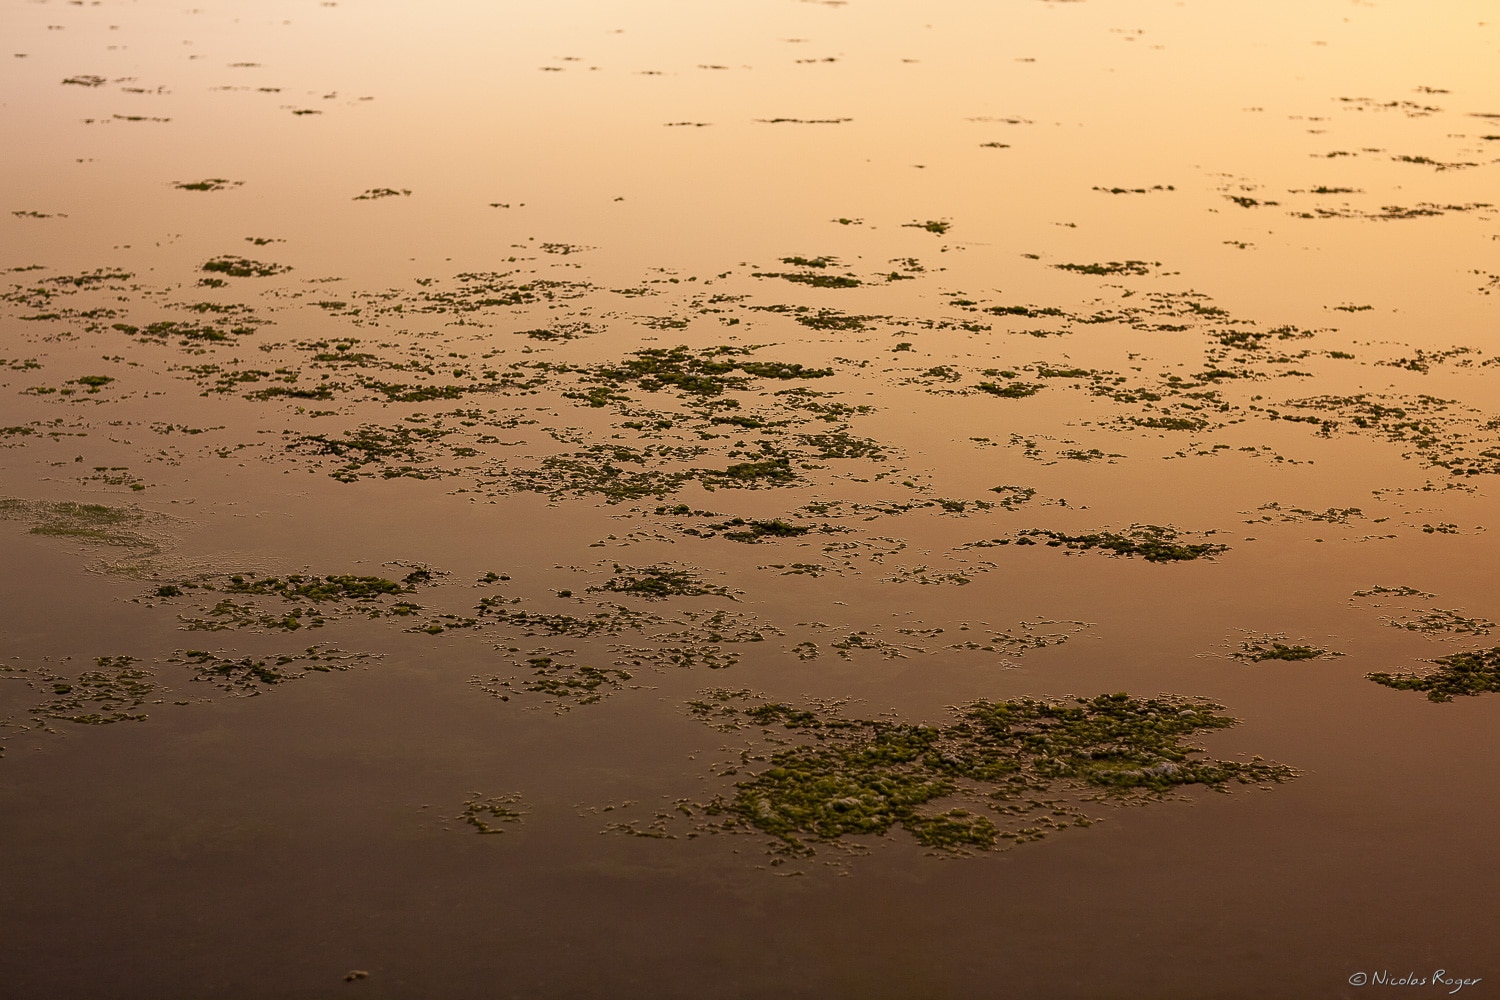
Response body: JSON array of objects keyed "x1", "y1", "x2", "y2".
[
  {"x1": 752, "y1": 270, "x2": 861, "y2": 289},
  {"x1": 1014, "y1": 525, "x2": 1227, "y2": 561},
  {"x1": 977, "y1": 381, "x2": 1041, "y2": 398},
  {"x1": 582, "y1": 346, "x2": 832, "y2": 400},
  {"x1": 797, "y1": 432, "x2": 886, "y2": 461},
  {"x1": 595, "y1": 564, "x2": 730, "y2": 600},
  {"x1": 684, "y1": 690, "x2": 1293, "y2": 856},
  {"x1": 459, "y1": 792, "x2": 527, "y2": 833},
  {"x1": 472, "y1": 653, "x2": 633, "y2": 708},
  {"x1": 509, "y1": 448, "x2": 695, "y2": 502},
  {"x1": 699, "y1": 518, "x2": 814, "y2": 542},
  {"x1": 201, "y1": 256, "x2": 290, "y2": 278},
  {"x1": 1383, "y1": 608, "x2": 1494, "y2": 636},
  {"x1": 173, "y1": 179, "x2": 241, "y2": 192},
  {"x1": 903, "y1": 220, "x2": 950, "y2": 235},
  {"x1": 988, "y1": 485, "x2": 1037, "y2": 510},
  {"x1": 473, "y1": 602, "x2": 658, "y2": 637},
  {"x1": 1369, "y1": 647, "x2": 1500, "y2": 702},
  {"x1": 159, "y1": 568, "x2": 434, "y2": 632},
  {"x1": 173, "y1": 646, "x2": 374, "y2": 694},
  {"x1": 290, "y1": 424, "x2": 464, "y2": 482},
  {"x1": 1352, "y1": 585, "x2": 1435, "y2": 600},
  {"x1": 1232, "y1": 641, "x2": 1339, "y2": 662},
  {"x1": 1052, "y1": 260, "x2": 1158, "y2": 276},
  {"x1": 702, "y1": 456, "x2": 798, "y2": 487},
  {"x1": 223, "y1": 572, "x2": 417, "y2": 602}
]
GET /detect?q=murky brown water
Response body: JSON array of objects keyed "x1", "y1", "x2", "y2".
[{"x1": 2, "y1": 1, "x2": 1499, "y2": 997}]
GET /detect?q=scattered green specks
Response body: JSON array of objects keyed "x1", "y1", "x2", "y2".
[
  {"x1": 31, "y1": 656, "x2": 155, "y2": 725},
  {"x1": 1383, "y1": 608, "x2": 1494, "y2": 636},
  {"x1": 988, "y1": 485, "x2": 1036, "y2": 510},
  {"x1": 903, "y1": 219, "x2": 950, "y2": 235},
  {"x1": 459, "y1": 792, "x2": 527, "y2": 833}
]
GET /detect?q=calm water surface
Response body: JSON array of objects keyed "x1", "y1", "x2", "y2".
[{"x1": 2, "y1": 2, "x2": 1498, "y2": 997}]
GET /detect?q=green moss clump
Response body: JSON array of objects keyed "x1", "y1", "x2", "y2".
[
  {"x1": 1016, "y1": 525, "x2": 1227, "y2": 562},
  {"x1": 691, "y1": 691, "x2": 1293, "y2": 854},
  {"x1": 1369, "y1": 647, "x2": 1500, "y2": 701}
]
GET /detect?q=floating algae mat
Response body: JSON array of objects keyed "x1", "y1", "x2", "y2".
[{"x1": 1, "y1": 0, "x2": 1498, "y2": 996}]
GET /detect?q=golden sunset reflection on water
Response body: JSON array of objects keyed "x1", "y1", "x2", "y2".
[{"x1": 1, "y1": 1, "x2": 1498, "y2": 997}]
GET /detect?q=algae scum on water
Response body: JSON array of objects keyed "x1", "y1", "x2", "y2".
[
  {"x1": 4, "y1": 10, "x2": 1500, "y2": 999},
  {"x1": 673, "y1": 690, "x2": 1294, "y2": 856}
]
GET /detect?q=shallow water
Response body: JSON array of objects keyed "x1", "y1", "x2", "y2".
[{"x1": 2, "y1": 1, "x2": 1498, "y2": 997}]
